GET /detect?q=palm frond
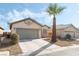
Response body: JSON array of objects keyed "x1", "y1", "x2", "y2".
[
  {"x1": 56, "y1": 6, "x2": 66, "y2": 15},
  {"x1": 47, "y1": 3, "x2": 66, "y2": 16}
]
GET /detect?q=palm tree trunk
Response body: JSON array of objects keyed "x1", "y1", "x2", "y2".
[{"x1": 51, "y1": 16, "x2": 56, "y2": 42}]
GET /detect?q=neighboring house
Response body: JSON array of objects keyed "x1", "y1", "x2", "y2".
[
  {"x1": 0, "y1": 26, "x2": 4, "y2": 36},
  {"x1": 56, "y1": 24, "x2": 79, "y2": 39},
  {"x1": 10, "y1": 18, "x2": 50, "y2": 39},
  {"x1": 3, "y1": 32, "x2": 11, "y2": 37},
  {"x1": 42, "y1": 25, "x2": 50, "y2": 38}
]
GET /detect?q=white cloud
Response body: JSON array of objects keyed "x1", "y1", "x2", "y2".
[
  {"x1": 77, "y1": 10, "x2": 79, "y2": 14},
  {"x1": 1, "y1": 9, "x2": 52, "y2": 26},
  {"x1": 0, "y1": 15, "x2": 4, "y2": 18}
]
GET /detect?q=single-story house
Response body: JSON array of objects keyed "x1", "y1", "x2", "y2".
[
  {"x1": 10, "y1": 18, "x2": 50, "y2": 39},
  {"x1": 0, "y1": 25, "x2": 4, "y2": 36},
  {"x1": 56, "y1": 24, "x2": 79, "y2": 39}
]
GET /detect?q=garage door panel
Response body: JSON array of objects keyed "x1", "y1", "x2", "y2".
[{"x1": 16, "y1": 28, "x2": 39, "y2": 39}]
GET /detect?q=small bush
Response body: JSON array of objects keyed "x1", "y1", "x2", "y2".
[
  {"x1": 10, "y1": 33, "x2": 19, "y2": 44},
  {"x1": 65, "y1": 34, "x2": 71, "y2": 40}
]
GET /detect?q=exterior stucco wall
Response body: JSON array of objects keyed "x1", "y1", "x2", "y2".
[
  {"x1": 56, "y1": 29, "x2": 62, "y2": 37},
  {"x1": 11, "y1": 20, "x2": 42, "y2": 33},
  {"x1": 42, "y1": 26, "x2": 49, "y2": 37}
]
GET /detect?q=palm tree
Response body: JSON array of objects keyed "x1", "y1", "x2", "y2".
[{"x1": 47, "y1": 3, "x2": 65, "y2": 43}]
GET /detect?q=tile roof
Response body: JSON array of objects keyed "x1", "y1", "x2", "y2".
[
  {"x1": 56, "y1": 24, "x2": 72, "y2": 29},
  {"x1": 10, "y1": 18, "x2": 50, "y2": 29}
]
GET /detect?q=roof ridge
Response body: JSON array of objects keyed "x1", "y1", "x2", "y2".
[
  {"x1": 10, "y1": 18, "x2": 44, "y2": 29},
  {"x1": 57, "y1": 24, "x2": 72, "y2": 26}
]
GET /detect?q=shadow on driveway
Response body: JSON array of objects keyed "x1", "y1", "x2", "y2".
[{"x1": 28, "y1": 43, "x2": 52, "y2": 56}]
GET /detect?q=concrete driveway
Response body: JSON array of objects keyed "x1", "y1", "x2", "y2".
[{"x1": 18, "y1": 38, "x2": 60, "y2": 56}]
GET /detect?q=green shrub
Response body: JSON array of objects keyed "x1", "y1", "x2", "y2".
[
  {"x1": 10, "y1": 33, "x2": 19, "y2": 44},
  {"x1": 65, "y1": 34, "x2": 71, "y2": 40}
]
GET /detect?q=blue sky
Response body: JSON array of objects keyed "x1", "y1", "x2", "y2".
[{"x1": 0, "y1": 3, "x2": 79, "y2": 32}]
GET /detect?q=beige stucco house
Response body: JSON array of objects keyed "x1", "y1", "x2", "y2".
[
  {"x1": 48, "y1": 24, "x2": 79, "y2": 39},
  {"x1": 10, "y1": 18, "x2": 50, "y2": 39},
  {"x1": 56, "y1": 24, "x2": 79, "y2": 39}
]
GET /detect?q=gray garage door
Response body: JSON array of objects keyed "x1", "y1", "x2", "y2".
[{"x1": 16, "y1": 28, "x2": 39, "y2": 39}]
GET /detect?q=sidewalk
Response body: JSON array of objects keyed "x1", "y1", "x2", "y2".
[{"x1": 37, "y1": 44, "x2": 79, "y2": 56}]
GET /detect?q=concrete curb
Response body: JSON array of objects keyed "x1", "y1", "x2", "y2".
[{"x1": 0, "y1": 51, "x2": 9, "y2": 56}]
